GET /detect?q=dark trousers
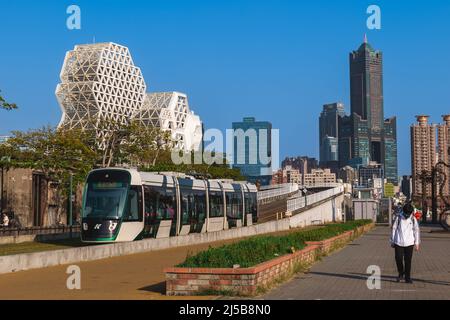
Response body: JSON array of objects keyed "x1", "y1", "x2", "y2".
[{"x1": 394, "y1": 245, "x2": 414, "y2": 280}]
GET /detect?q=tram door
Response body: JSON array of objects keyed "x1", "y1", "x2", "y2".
[
  {"x1": 143, "y1": 185, "x2": 177, "y2": 238},
  {"x1": 226, "y1": 184, "x2": 243, "y2": 228}
]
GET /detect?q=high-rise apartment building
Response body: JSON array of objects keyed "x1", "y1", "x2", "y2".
[{"x1": 410, "y1": 115, "x2": 437, "y2": 198}]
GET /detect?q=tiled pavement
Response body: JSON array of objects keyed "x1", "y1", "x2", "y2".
[{"x1": 263, "y1": 226, "x2": 450, "y2": 300}]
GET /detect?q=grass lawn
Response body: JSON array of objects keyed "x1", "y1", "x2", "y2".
[{"x1": 0, "y1": 238, "x2": 88, "y2": 256}]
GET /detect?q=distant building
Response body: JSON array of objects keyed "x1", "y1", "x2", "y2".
[
  {"x1": 0, "y1": 136, "x2": 9, "y2": 144},
  {"x1": 271, "y1": 165, "x2": 301, "y2": 185},
  {"x1": 338, "y1": 165, "x2": 357, "y2": 185},
  {"x1": 410, "y1": 115, "x2": 437, "y2": 199},
  {"x1": 319, "y1": 103, "x2": 344, "y2": 171},
  {"x1": 438, "y1": 115, "x2": 450, "y2": 197},
  {"x1": 401, "y1": 175, "x2": 413, "y2": 199},
  {"x1": 358, "y1": 162, "x2": 384, "y2": 188},
  {"x1": 281, "y1": 156, "x2": 318, "y2": 176},
  {"x1": 320, "y1": 136, "x2": 339, "y2": 162},
  {"x1": 303, "y1": 168, "x2": 336, "y2": 187},
  {"x1": 320, "y1": 136, "x2": 340, "y2": 174},
  {"x1": 232, "y1": 117, "x2": 272, "y2": 186},
  {"x1": 271, "y1": 169, "x2": 285, "y2": 185},
  {"x1": 283, "y1": 166, "x2": 301, "y2": 184}
]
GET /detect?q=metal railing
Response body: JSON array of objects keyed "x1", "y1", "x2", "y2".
[
  {"x1": 257, "y1": 183, "x2": 299, "y2": 201},
  {"x1": 0, "y1": 225, "x2": 80, "y2": 237},
  {"x1": 287, "y1": 185, "x2": 344, "y2": 213},
  {"x1": 299, "y1": 183, "x2": 342, "y2": 189}
]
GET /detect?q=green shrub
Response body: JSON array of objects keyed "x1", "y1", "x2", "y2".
[{"x1": 177, "y1": 219, "x2": 372, "y2": 268}]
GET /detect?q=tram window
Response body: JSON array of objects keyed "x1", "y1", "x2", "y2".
[
  {"x1": 209, "y1": 191, "x2": 224, "y2": 218},
  {"x1": 144, "y1": 186, "x2": 177, "y2": 221},
  {"x1": 180, "y1": 188, "x2": 206, "y2": 230},
  {"x1": 123, "y1": 186, "x2": 143, "y2": 222}
]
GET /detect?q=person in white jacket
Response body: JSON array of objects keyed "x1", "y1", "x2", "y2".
[{"x1": 390, "y1": 202, "x2": 420, "y2": 284}]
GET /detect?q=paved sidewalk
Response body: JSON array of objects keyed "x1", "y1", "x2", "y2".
[
  {"x1": 0, "y1": 226, "x2": 315, "y2": 299},
  {"x1": 263, "y1": 226, "x2": 450, "y2": 300}
]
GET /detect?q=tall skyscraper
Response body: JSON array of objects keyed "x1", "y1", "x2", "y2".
[
  {"x1": 438, "y1": 115, "x2": 450, "y2": 196},
  {"x1": 350, "y1": 38, "x2": 384, "y2": 150},
  {"x1": 319, "y1": 103, "x2": 345, "y2": 171},
  {"x1": 232, "y1": 117, "x2": 272, "y2": 186},
  {"x1": 338, "y1": 38, "x2": 398, "y2": 184},
  {"x1": 411, "y1": 115, "x2": 437, "y2": 199}
]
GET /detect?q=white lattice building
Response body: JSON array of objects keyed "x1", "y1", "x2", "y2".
[
  {"x1": 56, "y1": 42, "x2": 203, "y2": 152},
  {"x1": 135, "y1": 92, "x2": 203, "y2": 151}
]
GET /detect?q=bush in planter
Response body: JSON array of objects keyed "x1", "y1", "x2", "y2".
[
  {"x1": 177, "y1": 219, "x2": 373, "y2": 268},
  {"x1": 179, "y1": 235, "x2": 307, "y2": 268}
]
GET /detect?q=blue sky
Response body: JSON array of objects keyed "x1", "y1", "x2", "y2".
[{"x1": 0, "y1": 0, "x2": 449, "y2": 176}]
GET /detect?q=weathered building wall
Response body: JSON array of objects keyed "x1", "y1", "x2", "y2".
[
  {"x1": 1, "y1": 168, "x2": 33, "y2": 227},
  {"x1": 0, "y1": 168, "x2": 73, "y2": 228}
]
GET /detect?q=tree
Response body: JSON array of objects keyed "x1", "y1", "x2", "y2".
[
  {"x1": 0, "y1": 126, "x2": 98, "y2": 191},
  {"x1": 121, "y1": 121, "x2": 173, "y2": 167},
  {"x1": 89, "y1": 119, "x2": 174, "y2": 168},
  {"x1": 0, "y1": 90, "x2": 17, "y2": 110},
  {"x1": 0, "y1": 127, "x2": 98, "y2": 225}
]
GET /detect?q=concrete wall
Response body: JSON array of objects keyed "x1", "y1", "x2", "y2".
[
  {"x1": 0, "y1": 168, "x2": 71, "y2": 228},
  {"x1": 0, "y1": 194, "x2": 343, "y2": 275},
  {"x1": 290, "y1": 194, "x2": 344, "y2": 228}
]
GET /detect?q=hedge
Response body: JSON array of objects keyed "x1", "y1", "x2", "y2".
[{"x1": 177, "y1": 219, "x2": 373, "y2": 268}]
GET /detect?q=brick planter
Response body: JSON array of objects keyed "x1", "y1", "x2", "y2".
[
  {"x1": 305, "y1": 222, "x2": 375, "y2": 255},
  {"x1": 164, "y1": 223, "x2": 375, "y2": 296},
  {"x1": 304, "y1": 231, "x2": 354, "y2": 255},
  {"x1": 164, "y1": 244, "x2": 319, "y2": 296}
]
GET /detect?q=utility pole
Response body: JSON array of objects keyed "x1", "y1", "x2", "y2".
[{"x1": 69, "y1": 174, "x2": 73, "y2": 237}]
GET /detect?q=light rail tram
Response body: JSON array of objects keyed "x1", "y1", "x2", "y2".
[{"x1": 81, "y1": 168, "x2": 258, "y2": 243}]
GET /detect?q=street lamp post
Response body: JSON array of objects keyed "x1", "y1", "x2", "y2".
[{"x1": 303, "y1": 187, "x2": 308, "y2": 206}]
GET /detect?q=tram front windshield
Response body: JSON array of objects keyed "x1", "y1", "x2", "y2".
[{"x1": 83, "y1": 171, "x2": 131, "y2": 220}]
